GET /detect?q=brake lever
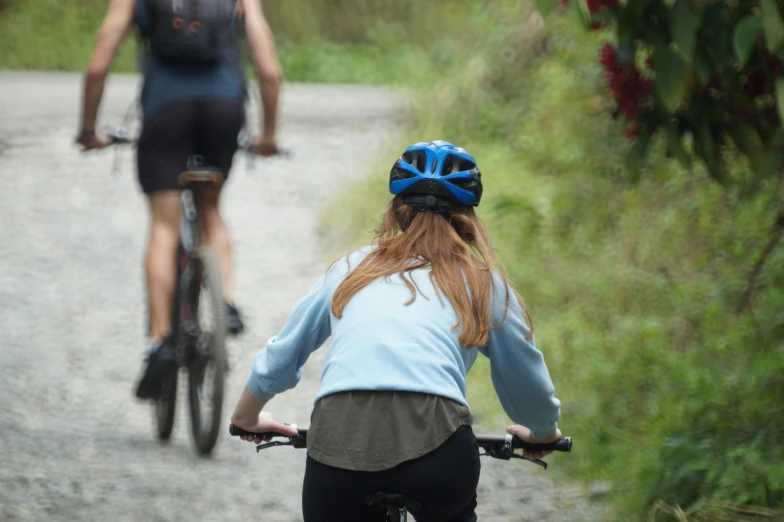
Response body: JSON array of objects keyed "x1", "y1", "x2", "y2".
[
  {"x1": 255, "y1": 439, "x2": 295, "y2": 452},
  {"x1": 510, "y1": 452, "x2": 548, "y2": 470},
  {"x1": 478, "y1": 441, "x2": 549, "y2": 470}
]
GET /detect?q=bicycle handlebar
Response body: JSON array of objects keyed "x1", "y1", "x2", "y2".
[
  {"x1": 104, "y1": 126, "x2": 292, "y2": 157},
  {"x1": 230, "y1": 424, "x2": 309, "y2": 448},
  {"x1": 228, "y1": 424, "x2": 572, "y2": 470},
  {"x1": 474, "y1": 433, "x2": 572, "y2": 453}
]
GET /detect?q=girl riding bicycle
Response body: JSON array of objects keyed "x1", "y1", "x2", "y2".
[{"x1": 230, "y1": 141, "x2": 562, "y2": 522}]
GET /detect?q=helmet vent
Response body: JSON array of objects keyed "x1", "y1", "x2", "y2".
[
  {"x1": 441, "y1": 158, "x2": 454, "y2": 176},
  {"x1": 403, "y1": 151, "x2": 427, "y2": 173}
]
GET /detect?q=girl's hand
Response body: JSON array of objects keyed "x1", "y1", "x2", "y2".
[
  {"x1": 506, "y1": 424, "x2": 563, "y2": 460},
  {"x1": 231, "y1": 411, "x2": 298, "y2": 444}
]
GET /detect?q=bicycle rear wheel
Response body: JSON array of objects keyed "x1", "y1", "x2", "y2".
[{"x1": 187, "y1": 246, "x2": 227, "y2": 455}]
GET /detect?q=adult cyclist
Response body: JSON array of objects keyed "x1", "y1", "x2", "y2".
[
  {"x1": 230, "y1": 141, "x2": 563, "y2": 522},
  {"x1": 76, "y1": 0, "x2": 282, "y2": 400}
]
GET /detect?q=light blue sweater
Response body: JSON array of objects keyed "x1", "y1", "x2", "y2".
[{"x1": 246, "y1": 247, "x2": 561, "y2": 439}]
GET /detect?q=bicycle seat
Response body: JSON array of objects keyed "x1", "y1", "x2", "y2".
[
  {"x1": 365, "y1": 492, "x2": 423, "y2": 513},
  {"x1": 178, "y1": 166, "x2": 225, "y2": 188}
]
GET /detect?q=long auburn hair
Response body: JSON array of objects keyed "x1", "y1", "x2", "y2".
[{"x1": 331, "y1": 196, "x2": 533, "y2": 347}]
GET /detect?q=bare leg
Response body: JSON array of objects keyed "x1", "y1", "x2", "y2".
[
  {"x1": 200, "y1": 187, "x2": 234, "y2": 303},
  {"x1": 146, "y1": 191, "x2": 181, "y2": 340}
]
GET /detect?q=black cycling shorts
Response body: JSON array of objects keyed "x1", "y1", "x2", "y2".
[
  {"x1": 136, "y1": 99, "x2": 244, "y2": 194},
  {"x1": 302, "y1": 425, "x2": 481, "y2": 522}
]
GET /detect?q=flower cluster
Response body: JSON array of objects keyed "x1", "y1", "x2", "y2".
[
  {"x1": 588, "y1": 0, "x2": 619, "y2": 29},
  {"x1": 599, "y1": 43, "x2": 653, "y2": 138}
]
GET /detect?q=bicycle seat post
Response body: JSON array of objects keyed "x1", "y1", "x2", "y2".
[
  {"x1": 366, "y1": 492, "x2": 422, "y2": 522},
  {"x1": 391, "y1": 506, "x2": 405, "y2": 522}
]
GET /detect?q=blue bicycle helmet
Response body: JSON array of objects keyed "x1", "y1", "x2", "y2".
[{"x1": 389, "y1": 140, "x2": 483, "y2": 208}]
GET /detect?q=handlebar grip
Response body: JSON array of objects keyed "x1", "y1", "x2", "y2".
[
  {"x1": 515, "y1": 436, "x2": 572, "y2": 453},
  {"x1": 239, "y1": 144, "x2": 292, "y2": 158},
  {"x1": 228, "y1": 424, "x2": 289, "y2": 438},
  {"x1": 109, "y1": 135, "x2": 132, "y2": 145}
]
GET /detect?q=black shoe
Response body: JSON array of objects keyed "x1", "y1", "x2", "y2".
[
  {"x1": 134, "y1": 341, "x2": 177, "y2": 400},
  {"x1": 227, "y1": 302, "x2": 245, "y2": 336}
]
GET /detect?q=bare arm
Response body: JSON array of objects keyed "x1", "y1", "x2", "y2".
[
  {"x1": 242, "y1": 0, "x2": 281, "y2": 147},
  {"x1": 78, "y1": 0, "x2": 134, "y2": 140}
]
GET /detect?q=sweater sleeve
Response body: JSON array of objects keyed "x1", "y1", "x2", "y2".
[
  {"x1": 245, "y1": 272, "x2": 333, "y2": 401},
  {"x1": 477, "y1": 276, "x2": 561, "y2": 440}
]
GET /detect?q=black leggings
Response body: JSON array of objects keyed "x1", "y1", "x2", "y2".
[{"x1": 302, "y1": 425, "x2": 481, "y2": 522}]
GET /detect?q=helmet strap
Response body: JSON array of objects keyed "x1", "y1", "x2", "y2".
[{"x1": 403, "y1": 195, "x2": 462, "y2": 235}]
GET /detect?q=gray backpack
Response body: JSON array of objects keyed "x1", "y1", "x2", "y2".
[{"x1": 145, "y1": 0, "x2": 236, "y2": 65}]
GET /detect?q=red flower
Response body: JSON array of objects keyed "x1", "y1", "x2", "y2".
[
  {"x1": 599, "y1": 43, "x2": 653, "y2": 121},
  {"x1": 743, "y1": 71, "x2": 769, "y2": 97},
  {"x1": 600, "y1": 43, "x2": 621, "y2": 74},
  {"x1": 624, "y1": 122, "x2": 642, "y2": 138},
  {"x1": 587, "y1": 0, "x2": 619, "y2": 12}
]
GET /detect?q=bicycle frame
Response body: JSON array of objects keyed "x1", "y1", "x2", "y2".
[
  {"x1": 180, "y1": 187, "x2": 201, "y2": 254},
  {"x1": 172, "y1": 185, "x2": 202, "y2": 365}
]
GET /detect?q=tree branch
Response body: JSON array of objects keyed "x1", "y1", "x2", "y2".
[{"x1": 736, "y1": 209, "x2": 784, "y2": 314}]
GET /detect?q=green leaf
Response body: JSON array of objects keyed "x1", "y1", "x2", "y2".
[
  {"x1": 670, "y1": 0, "x2": 698, "y2": 62},
  {"x1": 760, "y1": 0, "x2": 784, "y2": 52},
  {"x1": 761, "y1": 129, "x2": 784, "y2": 176},
  {"x1": 705, "y1": 26, "x2": 731, "y2": 69},
  {"x1": 664, "y1": 122, "x2": 692, "y2": 169},
  {"x1": 728, "y1": 122, "x2": 768, "y2": 176},
  {"x1": 625, "y1": 128, "x2": 654, "y2": 182},
  {"x1": 617, "y1": 3, "x2": 637, "y2": 47},
  {"x1": 565, "y1": 0, "x2": 589, "y2": 32},
  {"x1": 776, "y1": 77, "x2": 784, "y2": 125},
  {"x1": 693, "y1": 52, "x2": 713, "y2": 84},
  {"x1": 653, "y1": 44, "x2": 687, "y2": 113},
  {"x1": 733, "y1": 16, "x2": 762, "y2": 65},
  {"x1": 536, "y1": 0, "x2": 556, "y2": 18},
  {"x1": 694, "y1": 120, "x2": 727, "y2": 184}
]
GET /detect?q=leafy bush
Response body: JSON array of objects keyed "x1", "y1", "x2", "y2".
[
  {"x1": 540, "y1": 0, "x2": 784, "y2": 185},
  {"x1": 325, "y1": 5, "x2": 784, "y2": 518}
]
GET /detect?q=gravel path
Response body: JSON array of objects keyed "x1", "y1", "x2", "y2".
[{"x1": 0, "y1": 72, "x2": 605, "y2": 522}]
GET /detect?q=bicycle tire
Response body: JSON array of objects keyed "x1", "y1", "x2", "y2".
[
  {"x1": 154, "y1": 244, "x2": 188, "y2": 441},
  {"x1": 187, "y1": 247, "x2": 227, "y2": 455},
  {"x1": 155, "y1": 368, "x2": 178, "y2": 440}
]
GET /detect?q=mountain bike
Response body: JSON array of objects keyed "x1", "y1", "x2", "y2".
[
  {"x1": 228, "y1": 423, "x2": 572, "y2": 521},
  {"x1": 107, "y1": 128, "x2": 282, "y2": 455}
]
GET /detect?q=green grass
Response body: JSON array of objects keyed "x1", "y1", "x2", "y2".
[
  {"x1": 0, "y1": 0, "x2": 483, "y2": 84},
  {"x1": 0, "y1": 0, "x2": 138, "y2": 71}
]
